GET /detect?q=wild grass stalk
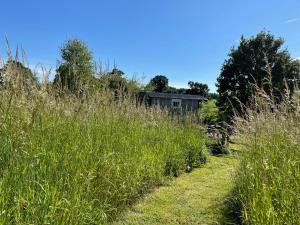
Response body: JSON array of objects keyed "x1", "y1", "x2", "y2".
[
  {"x1": 0, "y1": 59, "x2": 207, "y2": 224},
  {"x1": 232, "y1": 87, "x2": 300, "y2": 224}
]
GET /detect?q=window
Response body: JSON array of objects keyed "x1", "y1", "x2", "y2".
[
  {"x1": 173, "y1": 101, "x2": 180, "y2": 107},
  {"x1": 171, "y1": 99, "x2": 181, "y2": 109}
]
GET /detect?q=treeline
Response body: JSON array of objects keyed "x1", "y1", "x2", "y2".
[
  {"x1": 1, "y1": 30, "x2": 299, "y2": 121},
  {"x1": 0, "y1": 38, "x2": 214, "y2": 100},
  {"x1": 144, "y1": 75, "x2": 212, "y2": 98}
]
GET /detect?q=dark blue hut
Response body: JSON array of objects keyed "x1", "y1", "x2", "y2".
[{"x1": 139, "y1": 92, "x2": 207, "y2": 113}]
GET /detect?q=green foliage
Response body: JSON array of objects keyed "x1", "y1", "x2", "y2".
[
  {"x1": 199, "y1": 100, "x2": 220, "y2": 124},
  {"x1": 216, "y1": 31, "x2": 300, "y2": 119},
  {"x1": 147, "y1": 75, "x2": 169, "y2": 92},
  {"x1": 163, "y1": 86, "x2": 178, "y2": 93},
  {"x1": 0, "y1": 88, "x2": 206, "y2": 224},
  {"x1": 115, "y1": 156, "x2": 238, "y2": 225},
  {"x1": 145, "y1": 76, "x2": 210, "y2": 97},
  {"x1": 186, "y1": 81, "x2": 209, "y2": 97},
  {"x1": 208, "y1": 93, "x2": 218, "y2": 100},
  {"x1": 0, "y1": 60, "x2": 38, "y2": 90},
  {"x1": 176, "y1": 88, "x2": 188, "y2": 94},
  {"x1": 233, "y1": 94, "x2": 300, "y2": 224},
  {"x1": 99, "y1": 69, "x2": 128, "y2": 92},
  {"x1": 124, "y1": 78, "x2": 141, "y2": 94},
  {"x1": 53, "y1": 39, "x2": 98, "y2": 94},
  {"x1": 99, "y1": 68, "x2": 141, "y2": 97}
]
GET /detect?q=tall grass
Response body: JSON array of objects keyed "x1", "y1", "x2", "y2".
[
  {"x1": 233, "y1": 89, "x2": 300, "y2": 224},
  {"x1": 0, "y1": 62, "x2": 207, "y2": 224}
]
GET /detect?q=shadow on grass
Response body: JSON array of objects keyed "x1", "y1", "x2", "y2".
[{"x1": 218, "y1": 193, "x2": 242, "y2": 225}]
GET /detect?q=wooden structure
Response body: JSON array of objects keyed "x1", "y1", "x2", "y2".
[{"x1": 139, "y1": 91, "x2": 206, "y2": 114}]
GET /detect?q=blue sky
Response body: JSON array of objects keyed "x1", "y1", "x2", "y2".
[{"x1": 0, "y1": 0, "x2": 300, "y2": 92}]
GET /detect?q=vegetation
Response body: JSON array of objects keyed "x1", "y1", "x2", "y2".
[
  {"x1": 99, "y1": 68, "x2": 140, "y2": 96},
  {"x1": 114, "y1": 156, "x2": 238, "y2": 225},
  {"x1": 146, "y1": 75, "x2": 169, "y2": 92},
  {"x1": 186, "y1": 81, "x2": 209, "y2": 97},
  {"x1": 0, "y1": 59, "x2": 38, "y2": 90},
  {"x1": 145, "y1": 75, "x2": 211, "y2": 97},
  {"x1": 216, "y1": 31, "x2": 300, "y2": 119},
  {"x1": 0, "y1": 45, "x2": 207, "y2": 223},
  {"x1": 208, "y1": 92, "x2": 218, "y2": 100},
  {"x1": 1, "y1": 29, "x2": 300, "y2": 225},
  {"x1": 214, "y1": 31, "x2": 300, "y2": 225},
  {"x1": 53, "y1": 39, "x2": 99, "y2": 94},
  {"x1": 231, "y1": 89, "x2": 300, "y2": 224},
  {"x1": 199, "y1": 99, "x2": 220, "y2": 124}
]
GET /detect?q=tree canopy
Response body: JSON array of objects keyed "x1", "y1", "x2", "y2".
[
  {"x1": 53, "y1": 39, "x2": 98, "y2": 94},
  {"x1": 99, "y1": 68, "x2": 127, "y2": 91},
  {"x1": 216, "y1": 31, "x2": 300, "y2": 118},
  {"x1": 147, "y1": 75, "x2": 169, "y2": 92},
  {"x1": 186, "y1": 81, "x2": 209, "y2": 97},
  {"x1": 145, "y1": 75, "x2": 211, "y2": 97},
  {"x1": 98, "y1": 68, "x2": 141, "y2": 97}
]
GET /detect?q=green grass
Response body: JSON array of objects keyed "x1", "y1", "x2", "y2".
[
  {"x1": 114, "y1": 156, "x2": 238, "y2": 225},
  {"x1": 199, "y1": 99, "x2": 220, "y2": 124},
  {"x1": 0, "y1": 89, "x2": 207, "y2": 224},
  {"x1": 232, "y1": 96, "x2": 300, "y2": 224}
]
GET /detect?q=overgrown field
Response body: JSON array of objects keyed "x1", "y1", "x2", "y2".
[
  {"x1": 233, "y1": 94, "x2": 300, "y2": 224},
  {"x1": 0, "y1": 88, "x2": 207, "y2": 224}
]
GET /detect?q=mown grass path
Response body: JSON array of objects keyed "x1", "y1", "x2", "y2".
[{"x1": 113, "y1": 156, "x2": 238, "y2": 225}]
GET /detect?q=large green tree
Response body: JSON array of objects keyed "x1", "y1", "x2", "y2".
[
  {"x1": 216, "y1": 31, "x2": 300, "y2": 118},
  {"x1": 147, "y1": 75, "x2": 169, "y2": 92},
  {"x1": 186, "y1": 81, "x2": 209, "y2": 97},
  {"x1": 53, "y1": 39, "x2": 97, "y2": 93}
]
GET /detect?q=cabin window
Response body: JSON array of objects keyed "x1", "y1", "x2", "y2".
[{"x1": 171, "y1": 99, "x2": 182, "y2": 109}]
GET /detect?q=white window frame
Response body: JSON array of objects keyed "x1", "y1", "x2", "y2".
[{"x1": 171, "y1": 99, "x2": 182, "y2": 109}]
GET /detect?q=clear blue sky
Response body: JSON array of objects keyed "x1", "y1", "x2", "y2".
[{"x1": 1, "y1": 0, "x2": 300, "y2": 92}]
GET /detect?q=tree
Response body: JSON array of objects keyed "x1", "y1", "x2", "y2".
[
  {"x1": 216, "y1": 31, "x2": 300, "y2": 118},
  {"x1": 108, "y1": 68, "x2": 125, "y2": 76},
  {"x1": 147, "y1": 75, "x2": 169, "y2": 92},
  {"x1": 163, "y1": 86, "x2": 178, "y2": 93},
  {"x1": 99, "y1": 67, "x2": 141, "y2": 97},
  {"x1": 53, "y1": 39, "x2": 97, "y2": 93},
  {"x1": 99, "y1": 68, "x2": 127, "y2": 91},
  {"x1": 208, "y1": 93, "x2": 219, "y2": 100},
  {"x1": 0, "y1": 60, "x2": 38, "y2": 90},
  {"x1": 186, "y1": 81, "x2": 209, "y2": 97}
]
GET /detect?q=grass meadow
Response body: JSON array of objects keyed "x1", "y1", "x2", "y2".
[
  {"x1": 0, "y1": 72, "x2": 207, "y2": 224},
  {"x1": 2, "y1": 49, "x2": 300, "y2": 225},
  {"x1": 232, "y1": 91, "x2": 300, "y2": 224}
]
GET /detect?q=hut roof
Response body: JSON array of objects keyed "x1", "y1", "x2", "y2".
[{"x1": 143, "y1": 91, "x2": 206, "y2": 101}]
